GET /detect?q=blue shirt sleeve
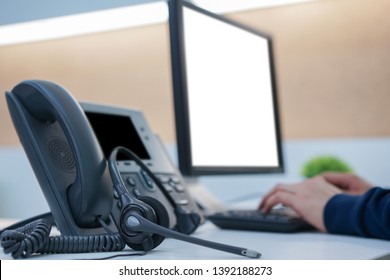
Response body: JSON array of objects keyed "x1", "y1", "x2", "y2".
[{"x1": 324, "y1": 187, "x2": 390, "y2": 240}]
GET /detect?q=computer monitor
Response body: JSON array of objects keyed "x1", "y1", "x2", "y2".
[{"x1": 168, "y1": 0, "x2": 283, "y2": 176}]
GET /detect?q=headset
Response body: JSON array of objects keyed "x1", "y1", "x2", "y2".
[{"x1": 0, "y1": 80, "x2": 260, "y2": 259}]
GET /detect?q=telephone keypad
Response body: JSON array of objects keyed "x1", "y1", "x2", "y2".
[
  {"x1": 116, "y1": 172, "x2": 199, "y2": 227},
  {"x1": 155, "y1": 174, "x2": 192, "y2": 206}
]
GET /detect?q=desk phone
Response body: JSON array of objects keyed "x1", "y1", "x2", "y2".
[
  {"x1": 81, "y1": 102, "x2": 203, "y2": 233},
  {"x1": 3, "y1": 80, "x2": 261, "y2": 259}
]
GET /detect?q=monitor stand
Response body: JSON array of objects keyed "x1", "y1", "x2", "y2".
[{"x1": 184, "y1": 176, "x2": 226, "y2": 215}]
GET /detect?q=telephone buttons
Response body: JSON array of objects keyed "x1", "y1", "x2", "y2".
[
  {"x1": 162, "y1": 183, "x2": 174, "y2": 192},
  {"x1": 175, "y1": 199, "x2": 189, "y2": 205},
  {"x1": 168, "y1": 180, "x2": 176, "y2": 188},
  {"x1": 126, "y1": 177, "x2": 136, "y2": 186},
  {"x1": 158, "y1": 175, "x2": 169, "y2": 183},
  {"x1": 171, "y1": 176, "x2": 180, "y2": 184},
  {"x1": 141, "y1": 170, "x2": 156, "y2": 191},
  {"x1": 174, "y1": 184, "x2": 184, "y2": 192},
  {"x1": 132, "y1": 188, "x2": 141, "y2": 197},
  {"x1": 167, "y1": 178, "x2": 184, "y2": 192}
]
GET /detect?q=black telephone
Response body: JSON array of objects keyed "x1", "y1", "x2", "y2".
[
  {"x1": 1, "y1": 80, "x2": 260, "y2": 259},
  {"x1": 80, "y1": 101, "x2": 202, "y2": 232}
]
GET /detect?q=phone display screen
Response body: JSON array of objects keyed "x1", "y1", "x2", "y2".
[{"x1": 85, "y1": 112, "x2": 150, "y2": 160}]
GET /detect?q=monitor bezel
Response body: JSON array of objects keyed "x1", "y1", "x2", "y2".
[{"x1": 168, "y1": 0, "x2": 284, "y2": 176}]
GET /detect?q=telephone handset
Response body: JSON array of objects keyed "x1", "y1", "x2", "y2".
[
  {"x1": 5, "y1": 80, "x2": 116, "y2": 236},
  {"x1": 2, "y1": 80, "x2": 260, "y2": 259}
]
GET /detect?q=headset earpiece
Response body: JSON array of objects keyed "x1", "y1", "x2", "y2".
[
  {"x1": 118, "y1": 196, "x2": 170, "y2": 251},
  {"x1": 108, "y1": 147, "x2": 171, "y2": 251}
]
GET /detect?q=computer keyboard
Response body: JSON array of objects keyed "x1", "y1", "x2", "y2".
[{"x1": 207, "y1": 208, "x2": 315, "y2": 233}]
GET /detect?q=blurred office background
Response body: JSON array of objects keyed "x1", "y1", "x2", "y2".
[
  {"x1": 1, "y1": 0, "x2": 390, "y2": 144},
  {"x1": 1, "y1": 0, "x2": 390, "y2": 217}
]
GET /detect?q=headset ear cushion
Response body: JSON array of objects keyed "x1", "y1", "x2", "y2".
[{"x1": 127, "y1": 196, "x2": 170, "y2": 251}]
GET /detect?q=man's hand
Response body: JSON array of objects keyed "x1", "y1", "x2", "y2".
[{"x1": 259, "y1": 176, "x2": 342, "y2": 232}]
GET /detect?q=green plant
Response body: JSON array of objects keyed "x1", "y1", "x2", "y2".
[{"x1": 301, "y1": 155, "x2": 353, "y2": 178}]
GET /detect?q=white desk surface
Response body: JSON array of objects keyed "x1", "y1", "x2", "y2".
[
  {"x1": 0, "y1": 218, "x2": 389, "y2": 260},
  {"x1": 1, "y1": 138, "x2": 390, "y2": 260}
]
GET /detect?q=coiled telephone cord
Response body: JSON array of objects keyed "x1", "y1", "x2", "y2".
[{"x1": 0, "y1": 219, "x2": 125, "y2": 259}]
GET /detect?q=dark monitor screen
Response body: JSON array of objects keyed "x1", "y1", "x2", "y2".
[
  {"x1": 168, "y1": 0, "x2": 283, "y2": 176},
  {"x1": 85, "y1": 112, "x2": 150, "y2": 160}
]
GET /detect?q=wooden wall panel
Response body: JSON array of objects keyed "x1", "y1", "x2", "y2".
[
  {"x1": 229, "y1": 0, "x2": 390, "y2": 139},
  {"x1": 0, "y1": 24, "x2": 175, "y2": 145}
]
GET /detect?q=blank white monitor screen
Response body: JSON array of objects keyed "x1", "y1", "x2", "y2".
[{"x1": 182, "y1": 5, "x2": 280, "y2": 169}]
